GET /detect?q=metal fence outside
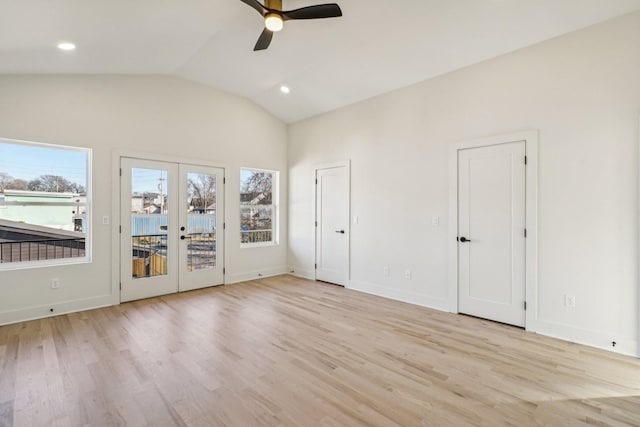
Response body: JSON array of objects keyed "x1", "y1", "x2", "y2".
[{"x1": 0, "y1": 238, "x2": 85, "y2": 263}]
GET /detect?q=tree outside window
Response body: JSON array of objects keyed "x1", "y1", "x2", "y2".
[
  {"x1": 0, "y1": 138, "x2": 90, "y2": 267},
  {"x1": 240, "y1": 168, "x2": 277, "y2": 246}
]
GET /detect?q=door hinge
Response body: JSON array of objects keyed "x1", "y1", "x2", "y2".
[
  {"x1": 223, "y1": 177, "x2": 226, "y2": 184},
  {"x1": 524, "y1": 156, "x2": 528, "y2": 165},
  {"x1": 119, "y1": 282, "x2": 122, "y2": 291},
  {"x1": 223, "y1": 222, "x2": 226, "y2": 230},
  {"x1": 524, "y1": 228, "x2": 527, "y2": 238},
  {"x1": 315, "y1": 263, "x2": 317, "y2": 269},
  {"x1": 524, "y1": 301, "x2": 527, "y2": 311},
  {"x1": 119, "y1": 225, "x2": 122, "y2": 234},
  {"x1": 315, "y1": 221, "x2": 317, "y2": 227},
  {"x1": 315, "y1": 178, "x2": 318, "y2": 185},
  {"x1": 223, "y1": 268, "x2": 225, "y2": 275}
]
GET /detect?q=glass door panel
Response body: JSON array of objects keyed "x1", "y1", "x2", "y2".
[
  {"x1": 131, "y1": 167, "x2": 169, "y2": 279},
  {"x1": 120, "y1": 158, "x2": 178, "y2": 302},
  {"x1": 179, "y1": 164, "x2": 224, "y2": 291},
  {"x1": 186, "y1": 172, "x2": 217, "y2": 271}
]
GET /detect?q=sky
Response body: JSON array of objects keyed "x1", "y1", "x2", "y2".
[
  {"x1": 0, "y1": 139, "x2": 268, "y2": 195},
  {"x1": 132, "y1": 168, "x2": 168, "y2": 195},
  {"x1": 0, "y1": 139, "x2": 87, "y2": 185}
]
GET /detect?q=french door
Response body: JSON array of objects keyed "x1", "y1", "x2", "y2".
[{"x1": 120, "y1": 158, "x2": 224, "y2": 302}]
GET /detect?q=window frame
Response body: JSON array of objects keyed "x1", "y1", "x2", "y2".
[
  {"x1": 0, "y1": 137, "x2": 92, "y2": 270},
  {"x1": 239, "y1": 167, "x2": 278, "y2": 248}
]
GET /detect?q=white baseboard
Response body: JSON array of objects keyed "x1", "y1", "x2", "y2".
[
  {"x1": 287, "y1": 266, "x2": 315, "y2": 280},
  {"x1": 534, "y1": 319, "x2": 638, "y2": 358},
  {"x1": 224, "y1": 265, "x2": 288, "y2": 284},
  {"x1": 348, "y1": 279, "x2": 450, "y2": 312},
  {"x1": 0, "y1": 294, "x2": 115, "y2": 326}
]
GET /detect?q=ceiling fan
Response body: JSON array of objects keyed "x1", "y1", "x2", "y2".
[{"x1": 240, "y1": 0, "x2": 342, "y2": 51}]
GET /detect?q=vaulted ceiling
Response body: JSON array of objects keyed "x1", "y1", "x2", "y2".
[{"x1": 1, "y1": 0, "x2": 639, "y2": 123}]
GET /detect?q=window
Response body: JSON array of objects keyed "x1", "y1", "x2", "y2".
[
  {"x1": 0, "y1": 138, "x2": 91, "y2": 268},
  {"x1": 240, "y1": 168, "x2": 277, "y2": 246}
]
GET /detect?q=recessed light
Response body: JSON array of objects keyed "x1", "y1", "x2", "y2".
[
  {"x1": 280, "y1": 85, "x2": 290, "y2": 94},
  {"x1": 57, "y1": 42, "x2": 76, "y2": 51}
]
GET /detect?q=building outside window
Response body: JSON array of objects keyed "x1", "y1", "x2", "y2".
[
  {"x1": 0, "y1": 138, "x2": 91, "y2": 267},
  {"x1": 240, "y1": 168, "x2": 277, "y2": 246}
]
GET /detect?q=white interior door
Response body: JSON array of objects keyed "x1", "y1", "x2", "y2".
[
  {"x1": 315, "y1": 165, "x2": 349, "y2": 286},
  {"x1": 458, "y1": 141, "x2": 526, "y2": 327},
  {"x1": 178, "y1": 164, "x2": 224, "y2": 292},
  {"x1": 120, "y1": 158, "x2": 224, "y2": 302}
]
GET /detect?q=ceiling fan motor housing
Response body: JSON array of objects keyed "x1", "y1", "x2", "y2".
[{"x1": 265, "y1": 0, "x2": 283, "y2": 11}]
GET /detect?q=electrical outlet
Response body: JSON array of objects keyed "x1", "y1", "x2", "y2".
[
  {"x1": 565, "y1": 295, "x2": 576, "y2": 308},
  {"x1": 432, "y1": 216, "x2": 439, "y2": 227},
  {"x1": 51, "y1": 278, "x2": 61, "y2": 289},
  {"x1": 383, "y1": 266, "x2": 390, "y2": 277},
  {"x1": 404, "y1": 269, "x2": 412, "y2": 280}
]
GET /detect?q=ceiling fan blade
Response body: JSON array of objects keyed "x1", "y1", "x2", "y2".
[
  {"x1": 282, "y1": 3, "x2": 342, "y2": 21},
  {"x1": 254, "y1": 28, "x2": 273, "y2": 51},
  {"x1": 240, "y1": 0, "x2": 267, "y2": 16}
]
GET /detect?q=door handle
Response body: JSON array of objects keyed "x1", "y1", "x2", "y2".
[
  {"x1": 459, "y1": 236, "x2": 471, "y2": 242},
  {"x1": 335, "y1": 230, "x2": 345, "y2": 234},
  {"x1": 180, "y1": 235, "x2": 192, "y2": 240}
]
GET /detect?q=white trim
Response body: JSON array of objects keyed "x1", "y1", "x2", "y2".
[
  {"x1": 224, "y1": 266, "x2": 288, "y2": 284},
  {"x1": 535, "y1": 319, "x2": 638, "y2": 358},
  {"x1": 287, "y1": 266, "x2": 315, "y2": 280},
  {"x1": 114, "y1": 149, "x2": 229, "y2": 170},
  {"x1": 348, "y1": 280, "x2": 449, "y2": 312},
  {"x1": 112, "y1": 149, "x2": 229, "y2": 303},
  {"x1": 0, "y1": 136, "x2": 90, "y2": 154},
  {"x1": 638, "y1": 114, "x2": 640, "y2": 358},
  {"x1": 313, "y1": 160, "x2": 351, "y2": 285},
  {"x1": 0, "y1": 294, "x2": 113, "y2": 326},
  {"x1": 448, "y1": 130, "x2": 539, "y2": 332}
]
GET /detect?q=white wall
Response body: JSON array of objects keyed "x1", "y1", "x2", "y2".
[
  {"x1": 0, "y1": 75, "x2": 288, "y2": 324},
  {"x1": 288, "y1": 12, "x2": 640, "y2": 356}
]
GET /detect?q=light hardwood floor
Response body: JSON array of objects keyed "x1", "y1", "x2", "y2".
[{"x1": 1, "y1": 275, "x2": 639, "y2": 426}]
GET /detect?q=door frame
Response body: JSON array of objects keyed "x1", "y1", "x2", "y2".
[
  {"x1": 111, "y1": 150, "x2": 227, "y2": 305},
  {"x1": 447, "y1": 130, "x2": 538, "y2": 332},
  {"x1": 313, "y1": 160, "x2": 351, "y2": 286}
]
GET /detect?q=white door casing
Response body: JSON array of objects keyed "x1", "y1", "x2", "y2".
[
  {"x1": 448, "y1": 130, "x2": 538, "y2": 332},
  {"x1": 315, "y1": 162, "x2": 350, "y2": 286},
  {"x1": 458, "y1": 141, "x2": 526, "y2": 327}
]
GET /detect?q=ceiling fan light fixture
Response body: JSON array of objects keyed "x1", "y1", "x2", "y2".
[{"x1": 265, "y1": 13, "x2": 284, "y2": 32}]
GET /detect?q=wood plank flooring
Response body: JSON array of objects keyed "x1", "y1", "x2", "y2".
[{"x1": 1, "y1": 275, "x2": 639, "y2": 426}]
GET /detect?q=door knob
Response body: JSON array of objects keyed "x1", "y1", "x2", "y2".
[
  {"x1": 335, "y1": 230, "x2": 345, "y2": 234},
  {"x1": 459, "y1": 236, "x2": 471, "y2": 242}
]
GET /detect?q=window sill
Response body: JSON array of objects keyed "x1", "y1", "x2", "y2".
[
  {"x1": 0, "y1": 256, "x2": 92, "y2": 272},
  {"x1": 240, "y1": 242, "x2": 279, "y2": 249}
]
